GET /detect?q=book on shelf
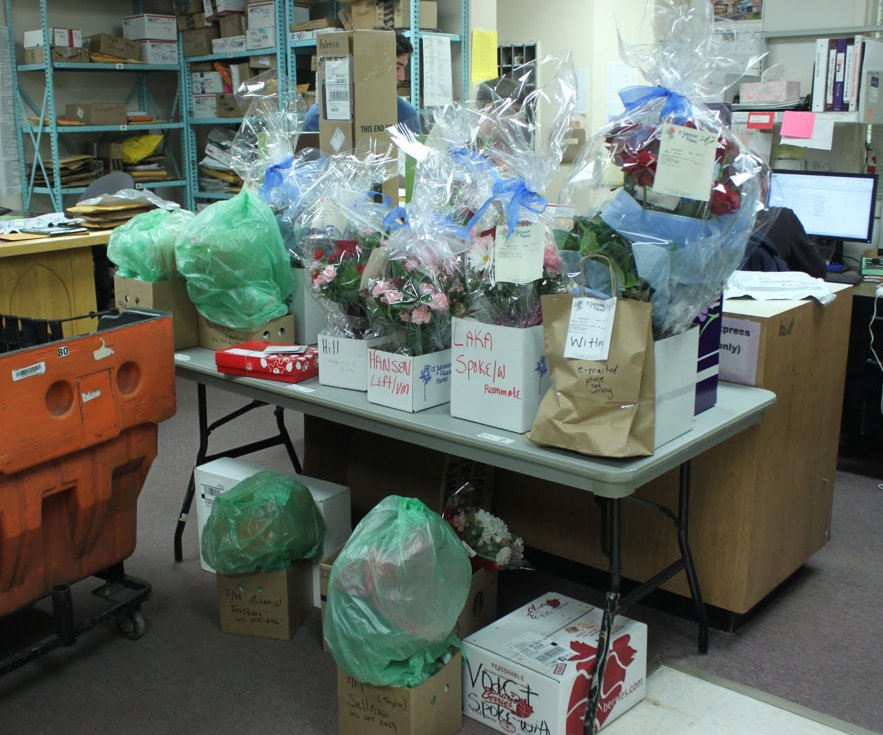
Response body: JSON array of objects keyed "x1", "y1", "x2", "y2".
[{"x1": 812, "y1": 35, "x2": 883, "y2": 113}]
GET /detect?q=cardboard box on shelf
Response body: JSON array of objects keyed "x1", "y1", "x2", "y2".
[
  {"x1": 123, "y1": 14, "x2": 178, "y2": 41},
  {"x1": 192, "y1": 93, "x2": 218, "y2": 118},
  {"x1": 394, "y1": 0, "x2": 437, "y2": 29},
  {"x1": 216, "y1": 93, "x2": 242, "y2": 117},
  {"x1": 193, "y1": 457, "x2": 352, "y2": 608},
  {"x1": 347, "y1": 0, "x2": 392, "y2": 30},
  {"x1": 739, "y1": 80, "x2": 801, "y2": 104},
  {"x1": 249, "y1": 54, "x2": 275, "y2": 69},
  {"x1": 218, "y1": 12, "x2": 246, "y2": 37},
  {"x1": 246, "y1": 26, "x2": 274, "y2": 50},
  {"x1": 247, "y1": 1, "x2": 276, "y2": 30},
  {"x1": 191, "y1": 70, "x2": 225, "y2": 94},
  {"x1": 212, "y1": 35, "x2": 247, "y2": 54},
  {"x1": 231, "y1": 61, "x2": 254, "y2": 89},
  {"x1": 217, "y1": 562, "x2": 312, "y2": 640},
  {"x1": 181, "y1": 26, "x2": 219, "y2": 56},
  {"x1": 338, "y1": 651, "x2": 462, "y2": 735},
  {"x1": 23, "y1": 27, "x2": 82, "y2": 48},
  {"x1": 176, "y1": 12, "x2": 208, "y2": 31},
  {"x1": 88, "y1": 33, "x2": 141, "y2": 61},
  {"x1": 290, "y1": 17, "x2": 341, "y2": 32},
  {"x1": 173, "y1": 0, "x2": 203, "y2": 14},
  {"x1": 64, "y1": 102, "x2": 128, "y2": 126},
  {"x1": 462, "y1": 593, "x2": 647, "y2": 734},
  {"x1": 138, "y1": 40, "x2": 178, "y2": 65},
  {"x1": 23, "y1": 46, "x2": 89, "y2": 64},
  {"x1": 197, "y1": 312, "x2": 295, "y2": 350},
  {"x1": 113, "y1": 275, "x2": 199, "y2": 350},
  {"x1": 205, "y1": 0, "x2": 247, "y2": 17}
]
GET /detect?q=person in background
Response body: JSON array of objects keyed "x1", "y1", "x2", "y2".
[
  {"x1": 301, "y1": 32, "x2": 421, "y2": 134},
  {"x1": 743, "y1": 206, "x2": 828, "y2": 278}
]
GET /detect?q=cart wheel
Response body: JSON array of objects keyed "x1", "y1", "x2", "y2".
[{"x1": 116, "y1": 609, "x2": 146, "y2": 640}]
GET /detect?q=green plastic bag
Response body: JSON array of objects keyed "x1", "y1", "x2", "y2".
[
  {"x1": 175, "y1": 190, "x2": 292, "y2": 331},
  {"x1": 201, "y1": 470, "x2": 325, "y2": 575},
  {"x1": 107, "y1": 208, "x2": 194, "y2": 281},
  {"x1": 325, "y1": 496, "x2": 472, "y2": 688}
]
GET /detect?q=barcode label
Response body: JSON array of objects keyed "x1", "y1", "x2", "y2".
[
  {"x1": 12, "y1": 362, "x2": 45, "y2": 382},
  {"x1": 323, "y1": 58, "x2": 351, "y2": 120},
  {"x1": 511, "y1": 639, "x2": 564, "y2": 667},
  {"x1": 327, "y1": 89, "x2": 349, "y2": 102},
  {"x1": 202, "y1": 484, "x2": 224, "y2": 498}
]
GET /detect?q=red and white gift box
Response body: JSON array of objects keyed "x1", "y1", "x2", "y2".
[
  {"x1": 462, "y1": 593, "x2": 647, "y2": 734},
  {"x1": 214, "y1": 341, "x2": 318, "y2": 384}
]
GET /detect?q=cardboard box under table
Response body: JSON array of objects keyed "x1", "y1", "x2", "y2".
[
  {"x1": 217, "y1": 561, "x2": 312, "y2": 640},
  {"x1": 114, "y1": 274, "x2": 198, "y2": 350},
  {"x1": 338, "y1": 650, "x2": 462, "y2": 735},
  {"x1": 462, "y1": 592, "x2": 647, "y2": 734},
  {"x1": 193, "y1": 456, "x2": 352, "y2": 607}
]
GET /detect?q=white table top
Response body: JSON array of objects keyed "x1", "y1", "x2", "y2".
[{"x1": 174, "y1": 347, "x2": 776, "y2": 499}]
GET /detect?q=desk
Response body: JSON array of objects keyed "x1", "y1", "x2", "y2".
[
  {"x1": 0, "y1": 230, "x2": 111, "y2": 336},
  {"x1": 173, "y1": 346, "x2": 775, "y2": 731}
]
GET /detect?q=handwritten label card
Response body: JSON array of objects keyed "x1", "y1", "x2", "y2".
[
  {"x1": 494, "y1": 222, "x2": 545, "y2": 284},
  {"x1": 652, "y1": 123, "x2": 717, "y2": 202},
  {"x1": 564, "y1": 297, "x2": 616, "y2": 361}
]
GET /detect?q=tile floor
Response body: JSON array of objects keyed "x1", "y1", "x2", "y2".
[{"x1": 602, "y1": 664, "x2": 878, "y2": 735}]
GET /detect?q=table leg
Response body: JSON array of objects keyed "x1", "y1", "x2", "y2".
[
  {"x1": 677, "y1": 461, "x2": 709, "y2": 654},
  {"x1": 173, "y1": 384, "x2": 210, "y2": 562},
  {"x1": 584, "y1": 498, "x2": 621, "y2": 734}
]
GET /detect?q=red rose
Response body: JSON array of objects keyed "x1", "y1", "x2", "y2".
[
  {"x1": 709, "y1": 183, "x2": 740, "y2": 215},
  {"x1": 314, "y1": 249, "x2": 325, "y2": 260},
  {"x1": 335, "y1": 239, "x2": 359, "y2": 258}
]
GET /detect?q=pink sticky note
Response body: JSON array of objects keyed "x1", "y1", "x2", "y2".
[{"x1": 780, "y1": 111, "x2": 815, "y2": 139}]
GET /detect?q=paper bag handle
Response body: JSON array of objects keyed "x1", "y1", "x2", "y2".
[{"x1": 578, "y1": 254, "x2": 619, "y2": 297}]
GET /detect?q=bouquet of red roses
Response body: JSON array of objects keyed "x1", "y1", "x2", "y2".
[{"x1": 558, "y1": 0, "x2": 767, "y2": 338}]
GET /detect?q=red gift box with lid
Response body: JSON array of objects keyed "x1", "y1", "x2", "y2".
[{"x1": 215, "y1": 341, "x2": 319, "y2": 383}]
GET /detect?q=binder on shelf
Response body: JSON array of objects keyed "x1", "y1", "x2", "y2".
[
  {"x1": 833, "y1": 37, "x2": 847, "y2": 111},
  {"x1": 825, "y1": 38, "x2": 837, "y2": 111},
  {"x1": 812, "y1": 37, "x2": 829, "y2": 112}
]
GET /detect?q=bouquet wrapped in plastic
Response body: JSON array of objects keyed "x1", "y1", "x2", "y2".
[
  {"x1": 558, "y1": 0, "x2": 767, "y2": 338},
  {"x1": 361, "y1": 137, "x2": 477, "y2": 356},
  {"x1": 294, "y1": 149, "x2": 397, "y2": 338},
  {"x1": 454, "y1": 55, "x2": 579, "y2": 328},
  {"x1": 324, "y1": 496, "x2": 471, "y2": 687}
]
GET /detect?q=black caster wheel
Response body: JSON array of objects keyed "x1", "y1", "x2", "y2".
[{"x1": 116, "y1": 609, "x2": 146, "y2": 640}]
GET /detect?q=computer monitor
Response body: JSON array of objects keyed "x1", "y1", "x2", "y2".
[{"x1": 767, "y1": 170, "x2": 878, "y2": 269}]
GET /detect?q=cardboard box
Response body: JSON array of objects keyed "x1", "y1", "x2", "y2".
[
  {"x1": 318, "y1": 332, "x2": 388, "y2": 390},
  {"x1": 123, "y1": 14, "x2": 178, "y2": 41},
  {"x1": 23, "y1": 46, "x2": 89, "y2": 64},
  {"x1": 113, "y1": 275, "x2": 199, "y2": 350},
  {"x1": 138, "y1": 40, "x2": 178, "y2": 65},
  {"x1": 89, "y1": 34, "x2": 141, "y2": 61},
  {"x1": 318, "y1": 545, "x2": 342, "y2": 651},
  {"x1": 192, "y1": 93, "x2": 218, "y2": 118},
  {"x1": 739, "y1": 79, "x2": 801, "y2": 104},
  {"x1": 246, "y1": 26, "x2": 274, "y2": 50},
  {"x1": 316, "y1": 30, "x2": 396, "y2": 156},
  {"x1": 366, "y1": 348, "x2": 451, "y2": 412},
  {"x1": 394, "y1": 0, "x2": 437, "y2": 29},
  {"x1": 248, "y1": 54, "x2": 275, "y2": 69},
  {"x1": 181, "y1": 26, "x2": 219, "y2": 56},
  {"x1": 653, "y1": 326, "x2": 698, "y2": 448},
  {"x1": 64, "y1": 102, "x2": 128, "y2": 126},
  {"x1": 291, "y1": 267, "x2": 325, "y2": 345},
  {"x1": 455, "y1": 568, "x2": 497, "y2": 639},
  {"x1": 216, "y1": 93, "x2": 242, "y2": 117},
  {"x1": 219, "y1": 12, "x2": 246, "y2": 37},
  {"x1": 193, "y1": 457, "x2": 352, "y2": 608},
  {"x1": 209, "y1": 0, "x2": 246, "y2": 15},
  {"x1": 338, "y1": 651, "x2": 462, "y2": 735},
  {"x1": 694, "y1": 297, "x2": 722, "y2": 415},
  {"x1": 450, "y1": 320, "x2": 550, "y2": 433},
  {"x1": 176, "y1": 12, "x2": 208, "y2": 31},
  {"x1": 173, "y1": 0, "x2": 203, "y2": 13},
  {"x1": 248, "y1": 1, "x2": 277, "y2": 30},
  {"x1": 24, "y1": 27, "x2": 82, "y2": 48},
  {"x1": 197, "y1": 312, "x2": 295, "y2": 350},
  {"x1": 212, "y1": 35, "x2": 247, "y2": 53},
  {"x1": 217, "y1": 562, "x2": 312, "y2": 640},
  {"x1": 191, "y1": 70, "x2": 225, "y2": 93},
  {"x1": 348, "y1": 0, "x2": 392, "y2": 30},
  {"x1": 462, "y1": 593, "x2": 647, "y2": 734},
  {"x1": 231, "y1": 61, "x2": 254, "y2": 89},
  {"x1": 290, "y1": 17, "x2": 342, "y2": 32},
  {"x1": 215, "y1": 341, "x2": 319, "y2": 383}
]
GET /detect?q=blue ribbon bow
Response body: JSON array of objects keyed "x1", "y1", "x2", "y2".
[
  {"x1": 619, "y1": 85, "x2": 692, "y2": 124},
  {"x1": 383, "y1": 205, "x2": 409, "y2": 232},
  {"x1": 493, "y1": 176, "x2": 548, "y2": 235}
]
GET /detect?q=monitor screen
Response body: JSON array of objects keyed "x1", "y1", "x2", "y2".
[{"x1": 767, "y1": 170, "x2": 878, "y2": 243}]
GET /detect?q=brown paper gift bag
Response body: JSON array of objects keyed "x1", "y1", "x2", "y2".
[{"x1": 528, "y1": 260, "x2": 656, "y2": 458}]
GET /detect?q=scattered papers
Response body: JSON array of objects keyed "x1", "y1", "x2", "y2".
[{"x1": 725, "y1": 270, "x2": 838, "y2": 305}]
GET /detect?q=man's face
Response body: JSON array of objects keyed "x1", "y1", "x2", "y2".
[{"x1": 396, "y1": 53, "x2": 409, "y2": 83}]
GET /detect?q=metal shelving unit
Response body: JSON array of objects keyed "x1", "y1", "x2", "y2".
[
  {"x1": 284, "y1": 0, "x2": 469, "y2": 117},
  {"x1": 4, "y1": 0, "x2": 190, "y2": 212},
  {"x1": 180, "y1": 5, "x2": 288, "y2": 210}
]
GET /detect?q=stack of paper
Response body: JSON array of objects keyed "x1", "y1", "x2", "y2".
[{"x1": 199, "y1": 128, "x2": 242, "y2": 194}]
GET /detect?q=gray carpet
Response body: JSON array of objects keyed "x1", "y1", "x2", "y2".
[{"x1": 1, "y1": 378, "x2": 881, "y2": 734}]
